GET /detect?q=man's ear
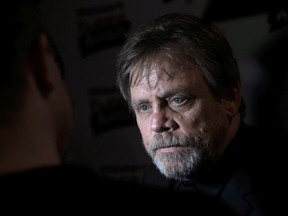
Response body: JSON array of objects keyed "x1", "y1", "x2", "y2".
[
  {"x1": 222, "y1": 82, "x2": 242, "y2": 118},
  {"x1": 29, "y1": 33, "x2": 54, "y2": 98}
]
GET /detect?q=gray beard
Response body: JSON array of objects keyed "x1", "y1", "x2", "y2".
[{"x1": 145, "y1": 133, "x2": 212, "y2": 180}]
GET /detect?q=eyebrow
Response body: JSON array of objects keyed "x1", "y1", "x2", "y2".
[
  {"x1": 157, "y1": 85, "x2": 197, "y2": 99},
  {"x1": 131, "y1": 86, "x2": 195, "y2": 105}
]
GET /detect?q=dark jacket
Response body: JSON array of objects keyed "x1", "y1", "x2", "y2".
[{"x1": 142, "y1": 121, "x2": 285, "y2": 215}]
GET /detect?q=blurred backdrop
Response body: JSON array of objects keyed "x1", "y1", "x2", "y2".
[{"x1": 39, "y1": 0, "x2": 288, "y2": 182}]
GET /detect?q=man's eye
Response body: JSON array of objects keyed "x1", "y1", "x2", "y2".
[
  {"x1": 170, "y1": 97, "x2": 187, "y2": 106},
  {"x1": 138, "y1": 104, "x2": 151, "y2": 113}
]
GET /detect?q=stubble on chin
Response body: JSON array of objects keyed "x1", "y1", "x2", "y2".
[
  {"x1": 153, "y1": 148, "x2": 201, "y2": 180},
  {"x1": 144, "y1": 133, "x2": 209, "y2": 180}
]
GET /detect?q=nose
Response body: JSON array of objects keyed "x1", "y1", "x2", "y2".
[{"x1": 150, "y1": 108, "x2": 177, "y2": 133}]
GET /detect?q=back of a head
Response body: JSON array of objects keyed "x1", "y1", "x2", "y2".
[
  {"x1": 0, "y1": 0, "x2": 71, "y2": 164},
  {"x1": 1, "y1": 0, "x2": 42, "y2": 123}
]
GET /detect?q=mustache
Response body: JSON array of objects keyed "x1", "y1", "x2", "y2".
[{"x1": 149, "y1": 133, "x2": 190, "y2": 151}]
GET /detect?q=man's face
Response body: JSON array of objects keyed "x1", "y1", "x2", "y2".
[{"x1": 130, "y1": 64, "x2": 231, "y2": 180}]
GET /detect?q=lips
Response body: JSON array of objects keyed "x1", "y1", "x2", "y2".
[
  {"x1": 155, "y1": 144, "x2": 187, "y2": 153},
  {"x1": 157, "y1": 146, "x2": 180, "y2": 153}
]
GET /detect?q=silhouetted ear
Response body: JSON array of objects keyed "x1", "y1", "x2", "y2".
[
  {"x1": 222, "y1": 82, "x2": 242, "y2": 118},
  {"x1": 29, "y1": 33, "x2": 53, "y2": 98}
]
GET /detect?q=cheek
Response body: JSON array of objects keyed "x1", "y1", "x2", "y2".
[
  {"x1": 139, "y1": 130, "x2": 150, "y2": 152},
  {"x1": 177, "y1": 105, "x2": 220, "y2": 135},
  {"x1": 136, "y1": 117, "x2": 150, "y2": 141},
  {"x1": 208, "y1": 103, "x2": 228, "y2": 124},
  {"x1": 201, "y1": 106, "x2": 229, "y2": 139},
  {"x1": 177, "y1": 109, "x2": 201, "y2": 131}
]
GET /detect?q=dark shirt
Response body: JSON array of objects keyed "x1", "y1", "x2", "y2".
[
  {"x1": 143, "y1": 121, "x2": 285, "y2": 215},
  {"x1": 0, "y1": 164, "x2": 237, "y2": 215}
]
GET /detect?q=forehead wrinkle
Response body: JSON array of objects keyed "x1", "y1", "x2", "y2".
[
  {"x1": 129, "y1": 54, "x2": 202, "y2": 100},
  {"x1": 131, "y1": 66, "x2": 170, "y2": 90},
  {"x1": 130, "y1": 52, "x2": 178, "y2": 85}
]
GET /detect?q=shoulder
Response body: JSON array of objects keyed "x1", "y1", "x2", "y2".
[{"x1": 233, "y1": 122, "x2": 286, "y2": 214}]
